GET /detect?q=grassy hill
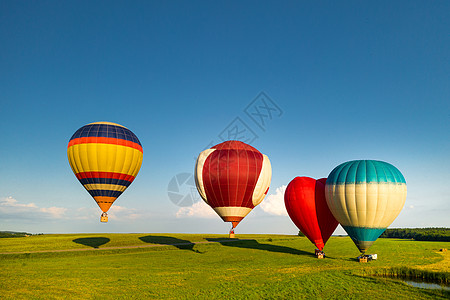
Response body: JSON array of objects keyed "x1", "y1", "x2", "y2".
[{"x1": 0, "y1": 234, "x2": 448, "y2": 299}]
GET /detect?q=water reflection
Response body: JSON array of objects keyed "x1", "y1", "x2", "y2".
[{"x1": 403, "y1": 280, "x2": 450, "y2": 291}]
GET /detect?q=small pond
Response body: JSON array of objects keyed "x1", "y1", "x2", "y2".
[{"x1": 402, "y1": 280, "x2": 450, "y2": 291}]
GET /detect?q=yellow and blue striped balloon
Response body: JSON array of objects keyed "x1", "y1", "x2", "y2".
[
  {"x1": 325, "y1": 160, "x2": 407, "y2": 253},
  {"x1": 67, "y1": 122, "x2": 143, "y2": 219}
]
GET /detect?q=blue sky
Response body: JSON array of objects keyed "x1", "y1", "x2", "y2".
[{"x1": 1, "y1": 1, "x2": 449, "y2": 234}]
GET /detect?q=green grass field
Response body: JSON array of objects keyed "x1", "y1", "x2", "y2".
[{"x1": 0, "y1": 234, "x2": 449, "y2": 299}]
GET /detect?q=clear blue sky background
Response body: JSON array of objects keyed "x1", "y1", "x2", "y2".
[{"x1": 1, "y1": 1, "x2": 448, "y2": 234}]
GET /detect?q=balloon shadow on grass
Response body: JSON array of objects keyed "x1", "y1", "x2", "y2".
[
  {"x1": 139, "y1": 235, "x2": 202, "y2": 253},
  {"x1": 206, "y1": 238, "x2": 315, "y2": 257},
  {"x1": 73, "y1": 237, "x2": 110, "y2": 248}
]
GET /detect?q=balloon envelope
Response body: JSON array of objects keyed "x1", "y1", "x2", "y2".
[
  {"x1": 194, "y1": 140, "x2": 272, "y2": 228},
  {"x1": 284, "y1": 177, "x2": 338, "y2": 250},
  {"x1": 325, "y1": 160, "x2": 407, "y2": 253},
  {"x1": 67, "y1": 122, "x2": 143, "y2": 214}
]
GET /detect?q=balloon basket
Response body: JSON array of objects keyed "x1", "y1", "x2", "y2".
[
  {"x1": 358, "y1": 255, "x2": 368, "y2": 263},
  {"x1": 315, "y1": 249, "x2": 325, "y2": 259},
  {"x1": 229, "y1": 227, "x2": 235, "y2": 238},
  {"x1": 100, "y1": 213, "x2": 108, "y2": 223}
]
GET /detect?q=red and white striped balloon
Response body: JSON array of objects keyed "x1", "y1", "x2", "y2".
[{"x1": 194, "y1": 141, "x2": 272, "y2": 229}]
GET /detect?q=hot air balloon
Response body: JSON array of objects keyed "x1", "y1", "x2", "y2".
[
  {"x1": 67, "y1": 122, "x2": 143, "y2": 222},
  {"x1": 284, "y1": 177, "x2": 338, "y2": 257},
  {"x1": 325, "y1": 160, "x2": 407, "y2": 257},
  {"x1": 194, "y1": 141, "x2": 272, "y2": 237}
]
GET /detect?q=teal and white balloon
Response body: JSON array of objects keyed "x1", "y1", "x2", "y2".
[{"x1": 325, "y1": 160, "x2": 407, "y2": 254}]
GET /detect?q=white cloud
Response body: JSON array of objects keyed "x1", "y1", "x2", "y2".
[
  {"x1": 0, "y1": 196, "x2": 67, "y2": 219},
  {"x1": 259, "y1": 185, "x2": 288, "y2": 216},
  {"x1": 64, "y1": 205, "x2": 145, "y2": 221},
  {"x1": 40, "y1": 207, "x2": 68, "y2": 218},
  {"x1": 108, "y1": 205, "x2": 144, "y2": 220},
  {"x1": 175, "y1": 201, "x2": 216, "y2": 218},
  {"x1": 1, "y1": 196, "x2": 37, "y2": 208},
  {"x1": 0, "y1": 196, "x2": 145, "y2": 223},
  {"x1": 175, "y1": 186, "x2": 289, "y2": 219},
  {"x1": 72, "y1": 207, "x2": 99, "y2": 220}
]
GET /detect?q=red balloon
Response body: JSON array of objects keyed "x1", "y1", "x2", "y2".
[{"x1": 284, "y1": 177, "x2": 338, "y2": 250}]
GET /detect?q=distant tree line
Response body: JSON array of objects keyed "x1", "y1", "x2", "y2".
[
  {"x1": 380, "y1": 228, "x2": 450, "y2": 242},
  {"x1": 0, "y1": 231, "x2": 35, "y2": 238}
]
